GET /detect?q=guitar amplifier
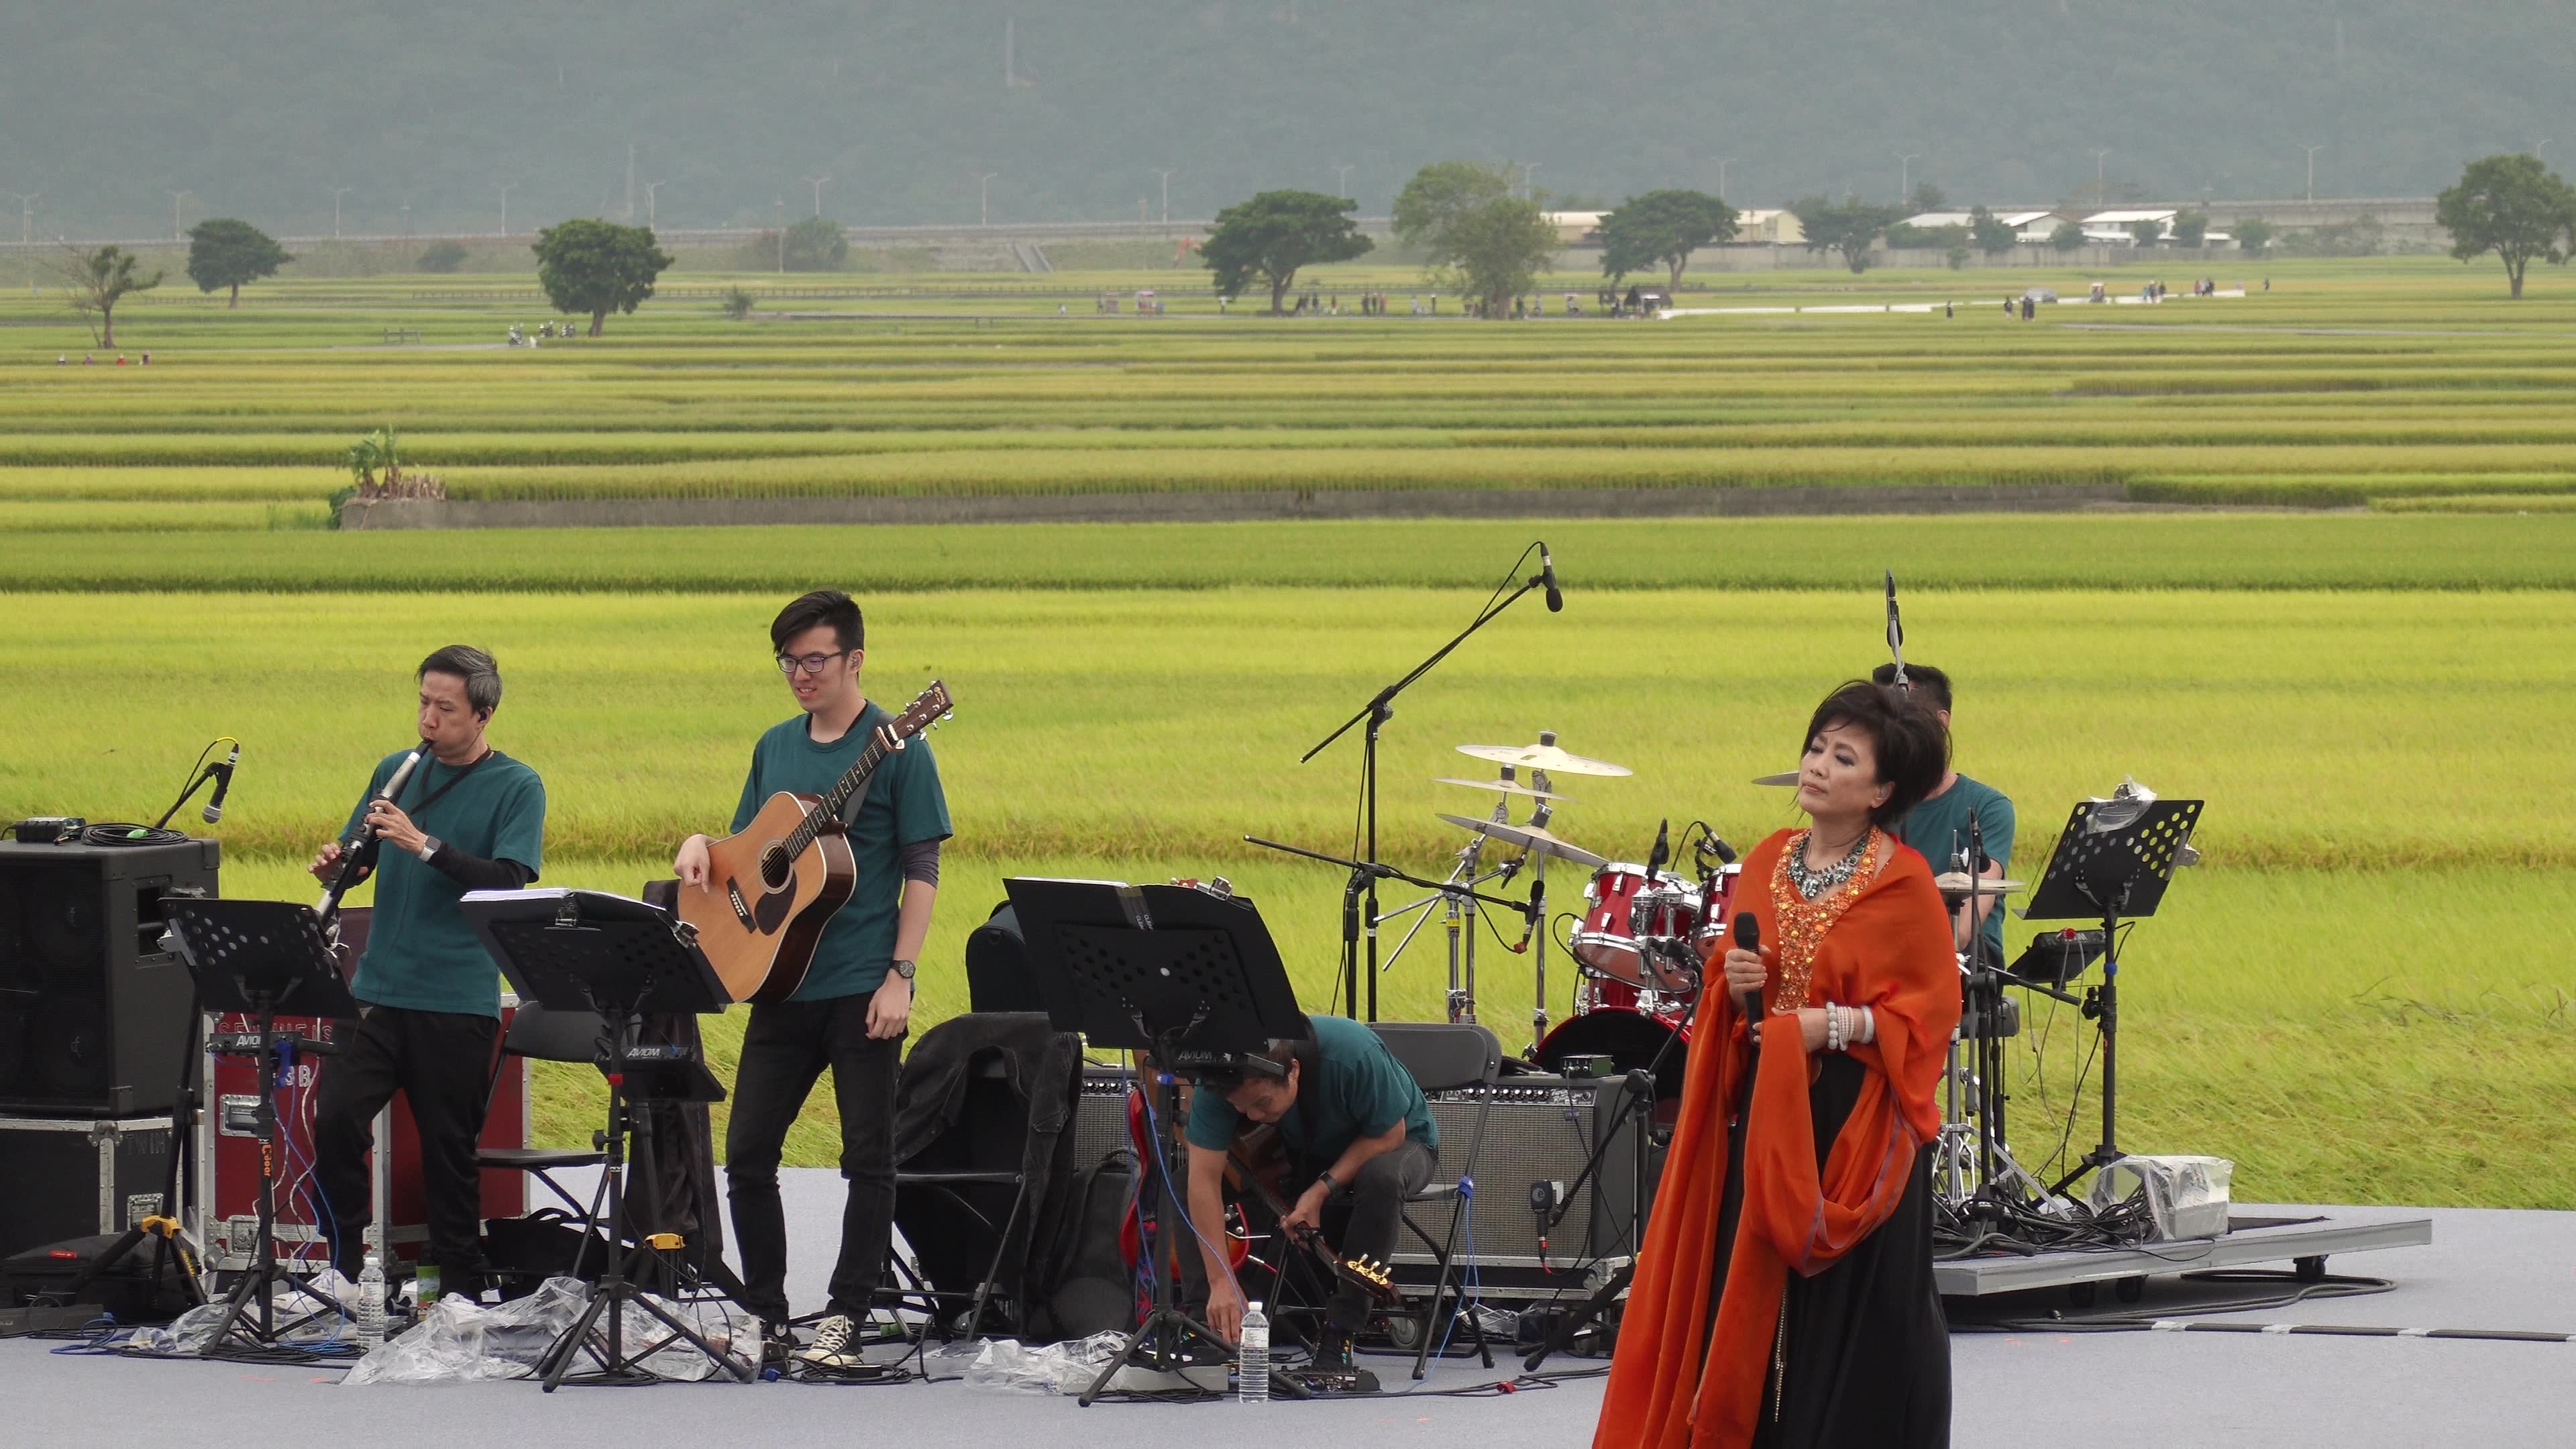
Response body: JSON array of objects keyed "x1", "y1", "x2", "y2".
[
  {"x1": 1071, "y1": 1065, "x2": 1141, "y2": 1172},
  {"x1": 1391, "y1": 1074, "x2": 1662, "y2": 1297}
]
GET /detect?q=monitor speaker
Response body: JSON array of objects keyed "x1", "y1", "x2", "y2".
[{"x1": 0, "y1": 840, "x2": 219, "y2": 1117}]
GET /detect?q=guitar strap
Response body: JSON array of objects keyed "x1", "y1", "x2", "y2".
[{"x1": 825, "y1": 704, "x2": 887, "y2": 828}]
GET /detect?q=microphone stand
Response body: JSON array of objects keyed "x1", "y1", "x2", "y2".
[{"x1": 1298, "y1": 564, "x2": 1553, "y2": 1021}]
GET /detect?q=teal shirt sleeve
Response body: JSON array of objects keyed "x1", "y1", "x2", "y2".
[
  {"x1": 490, "y1": 771, "x2": 547, "y2": 878},
  {"x1": 892, "y1": 738, "x2": 953, "y2": 847},
  {"x1": 730, "y1": 737, "x2": 767, "y2": 835},
  {"x1": 1185, "y1": 1086, "x2": 1239, "y2": 1152},
  {"x1": 1979, "y1": 792, "x2": 2016, "y2": 875}
]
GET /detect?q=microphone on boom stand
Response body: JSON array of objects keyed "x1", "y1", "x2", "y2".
[
  {"x1": 1884, "y1": 569, "x2": 1908, "y2": 688},
  {"x1": 201, "y1": 745, "x2": 239, "y2": 824},
  {"x1": 1538, "y1": 542, "x2": 1563, "y2": 613}
]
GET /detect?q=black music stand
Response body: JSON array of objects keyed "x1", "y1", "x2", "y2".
[
  {"x1": 1002, "y1": 877, "x2": 1308, "y2": 1406},
  {"x1": 160, "y1": 898, "x2": 359, "y2": 1356},
  {"x1": 459, "y1": 889, "x2": 751, "y2": 1390},
  {"x1": 2021, "y1": 797, "x2": 2205, "y2": 1196}
]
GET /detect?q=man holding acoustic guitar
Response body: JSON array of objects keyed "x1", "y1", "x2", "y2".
[
  {"x1": 674, "y1": 590, "x2": 951, "y2": 1372},
  {"x1": 1184, "y1": 1018, "x2": 1438, "y2": 1391}
]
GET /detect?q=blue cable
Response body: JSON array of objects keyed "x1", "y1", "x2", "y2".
[{"x1": 1127, "y1": 1054, "x2": 1246, "y2": 1308}]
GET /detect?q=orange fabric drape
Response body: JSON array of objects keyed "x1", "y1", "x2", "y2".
[{"x1": 1593, "y1": 828, "x2": 1960, "y2": 1449}]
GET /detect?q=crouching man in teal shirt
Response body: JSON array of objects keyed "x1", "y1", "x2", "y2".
[{"x1": 308, "y1": 646, "x2": 547, "y2": 1291}]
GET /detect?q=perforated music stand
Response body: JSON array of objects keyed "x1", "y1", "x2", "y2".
[
  {"x1": 460, "y1": 889, "x2": 745, "y2": 1389},
  {"x1": 1002, "y1": 877, "x2": 1307, "y2": 1405},
  {"x1": 2022, "y1": 798, "x2": 2205, "y2": 1196},
  {"x1": 160, "y1": 898, "x2": 360, "y2": 1356}
]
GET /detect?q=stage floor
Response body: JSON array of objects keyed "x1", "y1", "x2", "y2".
[{"x1": 2, "y1": 1173, "x2": 2567, "y2": 1449}]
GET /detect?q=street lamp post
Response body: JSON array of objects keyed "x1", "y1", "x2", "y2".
[
  {"x1": 328, "y1": 185, "x2": 353, "y2": 239},
  {"x1": 1334, "y1": 163, "x2": 1354, "y2": 198},
  {"x1": 166, "y1": 189, "x2": 191, "y2": 243},
  {"x1": 974, "y1": 172, "x2": 997, "y2": 226},
  {"x1": 496, "y1": 180, "x2": 519, "y2": 237},
  {"x1": 804, "y1": 175, "x2": 830, "y2": 217},
  {"x1": 3, "y1": 192, "x2": 34, "y2": 294},
  {"x1": 1153, "y1": 169, "x2": 1174, "y2": 223},
  {"x1": 1713, "y1": 158, "x2": 1735, "y2": 202},
  {"x1": 643, "y1": 180, "x2": 665, "y2": 228},
  {"x1": 1896, "y1": 152, "x2": 1921, "y2": 204},
  {"x1": 1519, "y1": 162, "x2": 1541, "y2": 199},
  {"x1": 2300, "y1": 144, "x2": 2324, "y2": 203},
  {"x1": 2090, "y1": 148, "x2": 2113, "y2": 201}
]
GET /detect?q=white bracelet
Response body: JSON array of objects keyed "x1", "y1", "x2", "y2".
[
  {"x1": 1858, "y1": 1006, "x2": 1876, "y2": 1045},
  {"x1": 1825, "y1": 1003, "x2": 1844, "y2": 1052}
]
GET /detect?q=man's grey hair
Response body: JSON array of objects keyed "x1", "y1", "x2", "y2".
[{"x1": 419, "y1": 645, "x2": 502, "y2": 717}]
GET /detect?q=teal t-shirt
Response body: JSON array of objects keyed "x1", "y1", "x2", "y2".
[
  {"x1": 342, "y1": 747, "x2": 546, "y2": 1018},
  {"x1": 1185, "y1": 1015, "x2": 1438, "y2": 1158},
  {"x1": 731, "y1": 702, "x2": 952, "y2": 1002},
  {"x1": 1892, "y1": 771, "x2": 2016, "y2": 965}
]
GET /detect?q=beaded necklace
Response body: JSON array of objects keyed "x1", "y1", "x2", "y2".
[{"x1": 1765, "y1": 828, "x2": 1886, "y2": 1014}]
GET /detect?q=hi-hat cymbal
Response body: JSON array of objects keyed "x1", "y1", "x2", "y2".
[
  {"x1": 1751, "y1": 771, "x2": 1801, "y2": 787},
  {"x1": 1933, "y1": 872, "x2": 2027, "y2": 898},
  {"x1": 1432, "y1": 775, "x2": 1579, "y2": 803},
  {"x1": 1436, "y1": 813, "x2": 1609, "y2": 869},
  {"x1": 1456, "y1": 742, "x2": 1633, "y2": 778}
]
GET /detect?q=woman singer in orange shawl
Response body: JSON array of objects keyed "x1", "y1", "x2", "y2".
[{"x1": 1596, "y1": 680, "x2": 1960, "y2": 1449}]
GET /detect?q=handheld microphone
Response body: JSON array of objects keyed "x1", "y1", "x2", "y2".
[
  {"x1": 1539, "y1": 541, "x2": 1563, "y2": 613},
  {"x1": 1732, "y1": 911, "x2": 1764, "y2": 1036},
  {"x1": 1884, "y1": 569, "x2": 1907, "y2": 687},
  {"x1": 201, "y1": 745, "x2": 239, "y2": 824}
]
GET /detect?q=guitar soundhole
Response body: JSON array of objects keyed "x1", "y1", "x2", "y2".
[{"x1": 759, "y1": 845, "x2": 794, "y2": 892}]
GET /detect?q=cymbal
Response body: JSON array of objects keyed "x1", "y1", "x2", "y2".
[
  {"x1": 1751, "y1": 771, "x2": 1801, "y2": 787},
  {"x1": 1933, "y1": 872, "x2": 2027, "y2": 898},
  {"x1": 1455, "y1": 742, "x2": 1633, "y2": 778},
  {"x1": 1436, "y1": 813, "x2": 1609, "y2": 869},
  {"x1": 1432, "y1": 775, "x2": 1578, "y2": 803}
]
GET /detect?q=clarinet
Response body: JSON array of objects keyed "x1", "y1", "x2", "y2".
[{"x1": 317, "y1": 740, "x2": 433, "y2": 938}]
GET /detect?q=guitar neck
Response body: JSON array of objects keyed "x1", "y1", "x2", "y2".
[{"x1": 782, "y1": 724, "x2": 898, "y2": 859}]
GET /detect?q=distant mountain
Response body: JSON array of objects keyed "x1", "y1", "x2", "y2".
[{"x1": 1, "y1": 0, "x2": 2562, "y2": 238}]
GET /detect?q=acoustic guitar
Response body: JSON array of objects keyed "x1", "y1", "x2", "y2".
[{"x1": 677, "y1": 680, "x2": 953, "y2": 1003}]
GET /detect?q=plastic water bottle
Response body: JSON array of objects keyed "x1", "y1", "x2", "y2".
[
  {"x1": 1237, "y1": 1301, "x2": 1270, "y2": 1403},
  {"x1": 354, "y1": 1252, "x2": 386, "y2": 1350}
]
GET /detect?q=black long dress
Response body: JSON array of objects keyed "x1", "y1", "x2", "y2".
[{"x1": 1705, "y1": 1052, "x2": 1951, "y2": 1448}]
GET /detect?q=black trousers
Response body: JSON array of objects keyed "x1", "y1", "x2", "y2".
[
  {"x1": 1311, "y1": 1140, "x2": 1436, "y2": 1332},
  {"x1": 312, "y1": 1004, "x2": 499, "y2": 1280},
  {"x1": 723, "y1": 994, "x2": 903, "y2": 1324}
]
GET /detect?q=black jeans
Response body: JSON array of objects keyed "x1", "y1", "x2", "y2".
[
  {"x1": 724, "y1": 994, "x2": 903, "y2": 1323},
  {"x1": 1313, "y1": 1140, "x2": 1436, "y2": 1332},
  {"x1": 312, "y1": 1004, "x2": 499, "y2": 1281}
]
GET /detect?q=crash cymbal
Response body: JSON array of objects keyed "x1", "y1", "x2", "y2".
[
  {"x1": 1933, "y1": 872, "x2": 2027, "y2": 898},
  {"x1": 1751, "y1": 771, "x2": 1801, "y2": 787},
  {"x1": 1436, "y1": 813, "x2": 1610, "y2": 869},
  {"x1": 1455, "y1": 742, "x2": 1633, "y2": 778},
  {"x1": 1432, "y1": 775, "x2": 1579, "y2": 803}
]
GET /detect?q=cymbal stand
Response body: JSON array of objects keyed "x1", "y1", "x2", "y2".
[{"x1": 1525, "y1": 753, "x2": 1557, "y2": 1051}]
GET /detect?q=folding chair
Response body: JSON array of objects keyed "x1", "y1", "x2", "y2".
[
  {"x1": 475, "y1": 1003, "x2": 610, "y2": 1265},
  {"x1": 1369, "y1": 1021, "x2": 1502, "y2": 1379}
]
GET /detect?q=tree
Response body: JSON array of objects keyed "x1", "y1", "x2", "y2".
[
  {"x1": 53, "y1": 244, "x2": 162, "y2": 347},
  {"x1": 1790, "y1": 195, "x2": 1904, "y2": 274},
  {"x1": 2049, "y1": 221, "x2": 2087, "y2": 252},
  {"x1": 2436, "y1": 153, "x2": 2576, "y2": 299},
  {"x1": 417, "y1": 239, "x2": 470, "y2": 273},
  {"x1": 2234, "y1": 218, "x2": 2273, "y2": 256},
  {"x1": 1945, "y1": 245, "x2": 1971, "y2": 270},
  {"x1": 1393, "y1": 162, "x2": 1558, "y2": 317},
  {"x1": 1969, "y1": 206, "x2": 2019, "y2": 256},
  {"x1": 720, "y1": 286, "x2": 757, "y2": 320},
  {"x1": 782, "y1": 215, "x2": 849, "y2": 272},
  {"x1": 2127, "y1": 218, "x2": 2165, "y2": 247},
  {"x1": 531, "y1": 219, "x2": 674, "y2": 335},
  {"x1": 184, "y1": 219, "x2": 293, "y2": 308},
  {"x1": 1199, "y1": 190, "x2": 1375, "y2": 313},
  {"x1": 1597, "y1": 189, "x2": 1738, "y2": 288},
  {"x1": 2170, "y1": 211, "x2": 2210, "y2": 248},
  {"x1": 1909, "y1": 181, "x2": 1947, "y2": 213}
]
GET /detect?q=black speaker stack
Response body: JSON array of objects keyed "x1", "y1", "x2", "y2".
[{"x1": 0, "y1": 839, "x2": 217, "y2": 1260}]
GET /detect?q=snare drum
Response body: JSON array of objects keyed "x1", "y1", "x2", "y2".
[{"x1": 1572, "y1": 863, "x2": 1705, "y2": 989}]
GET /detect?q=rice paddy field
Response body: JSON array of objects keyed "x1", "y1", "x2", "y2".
[{"x1": 1, "y1": 256, "x2": 2568, "y2": 1206}]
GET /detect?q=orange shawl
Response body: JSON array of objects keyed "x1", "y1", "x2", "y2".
[{"x1": 1593, "y1": 828, "x2": 1959, "y2": 1449}]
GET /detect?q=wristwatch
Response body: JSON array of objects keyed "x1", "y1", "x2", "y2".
[
  {"x1": 415, "y1": 835, "x2": 442, "y2": 863},
  {"x1": 1317, "y1": 1171, "x2": 1342, "y2": 1196},
  {"x1": 890, "y1": 958, "x2": 916, "y2": 982}
]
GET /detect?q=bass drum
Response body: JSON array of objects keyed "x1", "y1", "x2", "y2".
[{"x1": 1536, "y1": 1007, "x2": 1690, "y2": 1130}]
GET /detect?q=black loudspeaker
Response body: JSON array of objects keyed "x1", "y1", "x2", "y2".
[
  {"x1": 0, "y1": 840, "x2": 219, "y2": 1116},
  {"x1": 0, "y1": 1116, "x2": 176, "y2": 1258},
  {"x1": 1392, "y1": 1075, "x2": 1662, "y2": 1293}
]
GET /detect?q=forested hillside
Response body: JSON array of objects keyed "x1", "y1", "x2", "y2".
[{"x1": 1, "y1": 0, "x2": 2562, "y2": 237}]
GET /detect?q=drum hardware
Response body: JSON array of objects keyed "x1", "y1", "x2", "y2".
[
  {"x1": 1935, "y1": 872, "x2": 2029, "y2": 899},
  {"x1": 1432, "y1": 775, "x2": 1578, "y2": 803},
  {"x1": 1434, "y1": 813, "x2": 1609, "y2": 870}
]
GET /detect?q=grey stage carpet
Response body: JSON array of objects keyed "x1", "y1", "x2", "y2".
[{"x1": 2, "y1": 1172, "x2": 2567, "y2": 1449}]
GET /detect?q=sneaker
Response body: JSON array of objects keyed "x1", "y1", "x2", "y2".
[
  {"x1": 792, "y1": 1313, "x2": 865, "y2": 1373},
  {"x1": 1307, "y1": 1328, "x2": 1380, "y2": 1394}
]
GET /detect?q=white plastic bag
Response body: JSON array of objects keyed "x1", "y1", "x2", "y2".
[
  {"x1": 343, "y1": 1275, "x2": 745, "y2": 1385},
  {"x1": 961, "y1": 1331, "x2": 1131, "y2": 1395}
]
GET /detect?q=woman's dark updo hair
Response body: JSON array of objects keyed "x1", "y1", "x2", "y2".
[{"x1": 1801, "y1": 680, "x2": 1950, "y2": 828}]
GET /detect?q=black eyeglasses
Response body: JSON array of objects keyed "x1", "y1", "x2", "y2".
[{"x1": 776, "y1": 651, "x2": 852, "y2": 677}]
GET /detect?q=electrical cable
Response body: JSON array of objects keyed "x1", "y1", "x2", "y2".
[{"x1": 78, "y1": 822, "x2": 192, "y2": 848}]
